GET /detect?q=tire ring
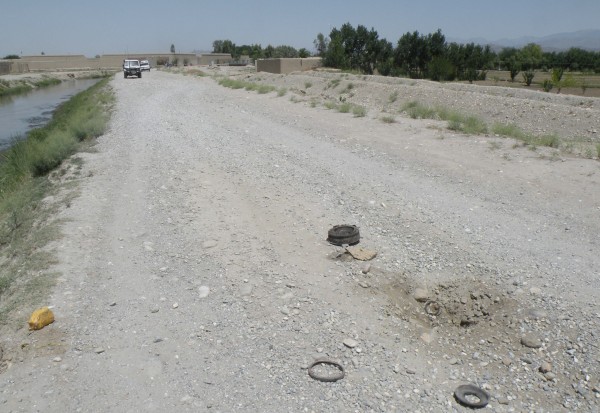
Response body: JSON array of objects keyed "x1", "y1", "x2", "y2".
[
  {"x1": 327, "y1": 225, "x2": 360, "y2": 246},
  {"x1": 308, "y1": 359, "x2": 345, "y2": 382},
  {"x1": 454, "y1": 384, "x2": 490, "y2": 408},
  {"x1": 424, "y1": 300, "x2": 442, "y2": 316}
]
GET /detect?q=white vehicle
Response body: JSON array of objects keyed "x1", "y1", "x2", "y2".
[
  {"x1": 140, "y1": 60, "x2": 150, "y2": 71},
  {"x1": 123, "y1": 59, "x2": 141, "y2": 78}
]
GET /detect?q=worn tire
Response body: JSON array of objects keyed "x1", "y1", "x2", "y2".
[
  {"x1": 454, "y1": 384, "x2": 489, "y2": 408},
  {"x1": 327, "y1": 225, "x2": 360, "y2": 246}
]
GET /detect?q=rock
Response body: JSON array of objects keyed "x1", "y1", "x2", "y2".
[
  {"x1": 497, "y1": 396, "x2": 510, "y2": 405},
  {"x1": 358, "y1": 281, "x2": 370, "y2": 288},
  {"x1": 521, "y1": 334, "x2": 543, "y2": 349},
  {"x1": 240, "y1": 284, "x2": 253, "y2": 296},
  {"x1": 150, "y1": 307, "x2": 159, "y2": 313},
  {"x1": 94, "y1": 348, "x2": 105, "y2": 354},
  {"x1": 529, "y1": 287, "x2": 542, "y2": 295},
  {"x1": 198, "y1": 286, "x2": 210, "y2": 298},
  {"x1": 52, "y1": 357, "x2": 62, "y2": 362},
  {"x1": 361, "y1": 263, "x2": 371, "y2": 274},
  {"x1": 109, "y1": 302, "x2": 117, "y2": 307},
  {"x1": 528, "y1": 309, "x2": 548, "y2": 320},
  {"x1": 343, "y1": 338, "x2": 358, "y2": 348},
  {"x1": 544, "y1": 372, "x2": 556, "y2": 381},
  {"x1": 413, "y1": 288, "x2": 429, "y2": 302},
  {"x1": 448, "y1": 358, "x2": 459, "y2": 365},
  {"x1": 346, "y1": 246, "x2": 377, "y2": 261},
  {"x1": 202, "y1": 240, "x2": 218, "y2": 249},
  {"x1": 420, "y1": 332, "x2": 433, "y2": 344},
  {"x1": 172, "y1": 303, "x2": 179, "y2": 309},
  {"x1": 539, "y1": 361, "x2": 552, "y2": 373},
  {"x1": 502, "y1": 358, "x2": 512, "y2": 366}
]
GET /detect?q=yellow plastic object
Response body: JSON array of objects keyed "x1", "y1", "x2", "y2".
[{"x1": 28, "y1": 307, "x2": 55, "y2": 330}]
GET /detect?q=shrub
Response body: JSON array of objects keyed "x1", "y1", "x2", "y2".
[
  {"x1": 352, "y1": 105, "x2": 366, "y2": 117},
  {"x1": 337, "y1": 102, "x2": 352, "y2": 113},
  {"x1": 380, "y1": 115, "x2": 395, "y2": 123},
  {"x1": 304, "y1": 81, "x2": 312, "y2": 89},
  {"x1": 277, "y1": 87, "x2": 287, "y2": 97},
  {"x1": 522, "y1": 70, "x2": 535, "y2": 86},
  {"x1": 388, "y1": 91, "x2": 399, "y2": 103},
  {"x1": 542, "y1": 79, "x2": 553, "y2": 92}
]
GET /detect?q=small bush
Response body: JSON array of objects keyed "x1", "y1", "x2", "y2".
[
  {"x1": 352, "y1": 105, "x2": 366, "y2": 117},
  {"x1": 536, "y1": 134, "x2": 560, "y2": 148},
  {"x1": 304, "y1": 81, "x2": 312, "y2": 89},
  {"x1": 542, "y1": 79, "x2": 553, "y2": 92},
  {"x1": 522, "y1": 70, "x2": 535, "y2": 86},
  {"x1": 402, "y1": 101, "x2": 436, "y2": 119},
  {"x1": 380, "y1": 115, "x2": 395, "y2": 123},
  {"x1": 596, "y1": 143, "x2": 600, "y2": 158},
  {"x1": 277, "y1": 87, "x2": 287, "y2": 97},
  {"x1": 388, "y1": 91, "x2": 399, "y2": 103},
  {"x1": 257, "y1": 85, "x2": 275, "y2": 94},
  {"x1": 324, "y1": 101, "x2": 337, "y2": 110},
  {"x1": 337, "y1": 102, "x2": 352, "y2": 113}
]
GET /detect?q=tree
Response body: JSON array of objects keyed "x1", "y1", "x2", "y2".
[
  {"x1": 272, "y1": 45, "x2": 299, "y2": 58},
  {"x1": 3, "y1": 54, "x2": 20, "y2": 59},
  {"x1": 313, "y1": 33, "x2": 329, "y2": 57},
  {"x1": 170, "y1": 44, "x2": 176, "y2": 54},
  {"x1": 298, "y1": 48, "x2": 310, "y2": 58}
]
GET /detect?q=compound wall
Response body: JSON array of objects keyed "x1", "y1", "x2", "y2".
[
  {"x1": 1, "y1": 53, "x2": 233, "y2": 74},
  {"x1": 256, "y1": 58, "x2": 322, "y2": 74}
]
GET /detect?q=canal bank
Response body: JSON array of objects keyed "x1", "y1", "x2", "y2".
[{"x1": 0, "y1": 71, "x2": 113, "y2": 150}]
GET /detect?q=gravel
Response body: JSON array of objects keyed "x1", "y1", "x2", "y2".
[{"x1": 0, "y1": 68, "x2": 598, "y2": 412}]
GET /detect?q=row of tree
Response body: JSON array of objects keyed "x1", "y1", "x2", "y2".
[
  {"x1": 314, "y1": 24, "x2": 600, "y2": 81},
  {"x1": 212, "y1": 40, "x2": 310, "y2": 60}
]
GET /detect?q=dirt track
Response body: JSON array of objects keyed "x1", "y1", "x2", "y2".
[{"x1": 1, "y1": 69, "x2": 599, "y2": 412}]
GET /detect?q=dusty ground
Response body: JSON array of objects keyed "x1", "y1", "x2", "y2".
[{"x1": 0, "y1": 67, "x2": 599, "y2": 412}]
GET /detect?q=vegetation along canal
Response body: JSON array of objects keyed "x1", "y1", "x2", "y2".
[{"x1": 0, "y1": 78, "x2": 100, "y2": 150}]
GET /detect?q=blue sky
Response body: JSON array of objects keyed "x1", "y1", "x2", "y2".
[{"x1": 2, "y1": 0, "x2": 599, "y2": 57}]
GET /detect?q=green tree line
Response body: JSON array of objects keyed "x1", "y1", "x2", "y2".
[
  {"x1": 212, "y1": 40, "x2": 310, "y2": 60},
  {"x1": 314, "y1": 24, "x2": 600, "y2": 81}
]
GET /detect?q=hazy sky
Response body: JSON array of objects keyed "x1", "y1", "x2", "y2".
[{"x1": 2, "y1": 0, "x2": 599, "y2": 57}]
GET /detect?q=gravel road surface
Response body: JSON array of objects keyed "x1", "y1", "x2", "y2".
[{"x1": 1, "y1": 70, "x2": 599, "y2": 412}]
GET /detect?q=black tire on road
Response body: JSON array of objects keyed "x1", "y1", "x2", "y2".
[{"x1": 454, "y1": 384, "x2": 489, "y2": 408}]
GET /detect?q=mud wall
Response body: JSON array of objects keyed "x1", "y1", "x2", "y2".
[{"x1": 256, "y1": 58, "x2": 322, "y2": 74}]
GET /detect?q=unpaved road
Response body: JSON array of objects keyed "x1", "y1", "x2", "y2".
[{"x1": 1, "y1": 70, "x2": 600, "y2": 412}]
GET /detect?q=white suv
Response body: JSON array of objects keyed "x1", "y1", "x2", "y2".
[{"x1": 140, "y1": 60, "x2": 150, "y2": 71}]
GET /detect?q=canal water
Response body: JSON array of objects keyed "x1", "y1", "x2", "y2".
[{"x1": 0, "y1": 78, "x2": 101, "y2": 151}]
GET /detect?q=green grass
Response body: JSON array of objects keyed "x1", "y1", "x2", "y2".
[
  {"x1": 380, "y1": 115, "x2": 396, "y2": 123},
  {"x1": 218, "y1": 77, "x2": 275, "y2": 95},
  {"x1": 0, "y1": 76, "x2": 114, "y2": 325},
  {"x1": 401, "y1": 101, "x2": 487, "y2": 134},
  {"x1": 402, "y1": 101, "x2": 437, "y2": 119},
  {"x1": 324, "y1": 101, "x2": 337, "y2": 110},
  {"x1": 388, "y1": 91, "x2": 399, "y2": 103},
  {"x1": 492, "y1": 123, "x2": 561, "y2": 148},
  {"x1": 304, "y1": 81, "x2": 313, "y2": 89},
  {"x1": 326, "y1": 78, "x2": 341, "y2": 89},
  {"x1": 0, "y1": 77, "x2": 64, "y2": 98},
  {"x1": 596, "y1": 143, "x2": 600, "y2": 158},
  {"x1": 277, "y1": 87, "x2": 287, "y2": 97}
]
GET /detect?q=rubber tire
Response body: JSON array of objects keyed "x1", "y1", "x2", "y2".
[
  {"x1": 138, "y1": 73, "x2": 142, "y2": 78},
  {"x1": 124, "y1": 73, "x2": 127, "y2": 78},
  {"x1": 327, "y1": 225, "x2": 360, "y2": 246},
  {"x1": 454, "y1": 384, "x2": 489, "y2": 408}
]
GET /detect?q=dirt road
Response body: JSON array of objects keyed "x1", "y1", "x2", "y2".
[{"x1": 1, "y1": 70, "x2": 599, "y2": 411}]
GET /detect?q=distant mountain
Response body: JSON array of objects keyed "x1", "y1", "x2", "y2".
[{"x1": 450, "y1": 30, "x2": 600, "y2": 51}]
